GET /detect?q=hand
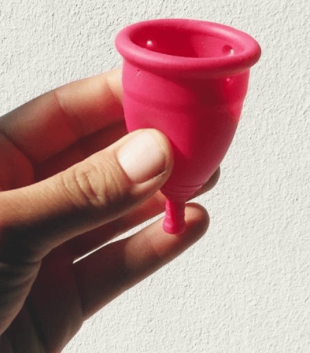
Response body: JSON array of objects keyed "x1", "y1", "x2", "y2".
[{"x1": 0, "y1": 69, "x2": 220, "y2": 352}]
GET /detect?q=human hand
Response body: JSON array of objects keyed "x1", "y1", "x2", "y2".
[{"x1": 0, "y1": 69, "x2": 220, "y2": 352}]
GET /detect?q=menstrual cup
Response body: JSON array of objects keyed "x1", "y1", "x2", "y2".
[{"x1": 115, "y1": 19, "x2": 261, "y2": 234}]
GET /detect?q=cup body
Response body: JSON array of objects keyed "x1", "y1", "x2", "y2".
[{"x1": 121, "y1": 60, "x2": 250, "y2": 200}]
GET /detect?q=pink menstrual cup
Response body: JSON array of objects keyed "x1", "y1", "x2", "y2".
[{"x1": 115, "y1": 19, "x2": 261, "y2": 234}]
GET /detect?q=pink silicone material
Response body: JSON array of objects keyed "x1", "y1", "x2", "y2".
[
  {"x1": 115, "y1": 19, "x2": 261, "y2": 234},
  {"x1": 163, "y1": 199, "x2": 186, "y2": 234}
]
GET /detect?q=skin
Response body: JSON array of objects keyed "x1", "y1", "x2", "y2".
[{"x1": 0, "y1": 69, "x2": 220, "y2": 353}]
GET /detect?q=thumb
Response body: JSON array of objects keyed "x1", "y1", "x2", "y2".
[{"x1": 0, "y1": 129, "x2": 173, "y2": 263}]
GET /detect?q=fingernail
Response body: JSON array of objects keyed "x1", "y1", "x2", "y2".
[{"x1": 118, "y1": 130, "x2": 167, "y2": 184}]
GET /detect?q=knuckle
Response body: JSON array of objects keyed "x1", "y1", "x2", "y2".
[
  {"x1": 61, "y1": 163, "x2": 103, "y2": 207},
  {"x1": 61, "y1": 158, "x2": 127, "y2": 209}
]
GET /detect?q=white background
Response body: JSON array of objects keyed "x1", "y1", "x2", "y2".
[{"x1": 1, "y1": 0, "x2": 309, "y2": 352}]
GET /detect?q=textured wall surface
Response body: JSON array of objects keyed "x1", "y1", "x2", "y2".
[{"x1": 1, "y1": 0, "x2": 309, "y2": 352}]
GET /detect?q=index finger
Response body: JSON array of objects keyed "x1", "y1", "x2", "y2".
[{"x1": 0, "y1": 69, "x2": 123, "y2": 164}]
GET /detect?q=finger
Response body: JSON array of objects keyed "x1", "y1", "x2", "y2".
[
  {"x1": 67, "y1": 166, "x2": 220, "y2": 260},
  {"x1": 66, "y1": 194, "x2": 164, "y2": 261},
  {"x1": 34, "y1": 120, "x2": 127, "y2": 181},
  {"x1": 0, "y1": 69, "x2": 123, "y2": 164},
  {"x1": 73, "y1": 203, "x2": 209, "y2": 319},
  {"x1": 191, "y1": 166, "x2": 221, "y2": 198},
  {"x1": 0, "y1": 129, "x2": 173, "y2": 264}
]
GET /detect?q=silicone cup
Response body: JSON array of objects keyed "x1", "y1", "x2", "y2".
[{"x1": 115, "y1": 19, "x2": 261, "y2": 234}]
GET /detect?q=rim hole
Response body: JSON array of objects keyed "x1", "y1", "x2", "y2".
[
  {"x1": 146, "y1": 40, "x2": 154, "y2": 48},
  {"x1": 223, "y1": 45, "x2": 234, "y2": 56}
]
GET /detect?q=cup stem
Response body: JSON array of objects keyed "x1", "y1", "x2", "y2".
[{"x1": 163, "y1": 199, "x2": 186, "y2": 234}]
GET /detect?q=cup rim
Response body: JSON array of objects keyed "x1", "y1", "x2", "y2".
[{"x1": 115, "y1": 18, "x2": 261, "y2": 78}]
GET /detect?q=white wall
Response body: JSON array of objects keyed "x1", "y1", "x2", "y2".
[{"x1": 1, "y1": 0, "x2": 309, "y2": 352}]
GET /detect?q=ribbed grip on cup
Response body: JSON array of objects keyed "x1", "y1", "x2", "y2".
[{"x1": 163, "y1": 199, "x2": 186, "y2": 234}]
